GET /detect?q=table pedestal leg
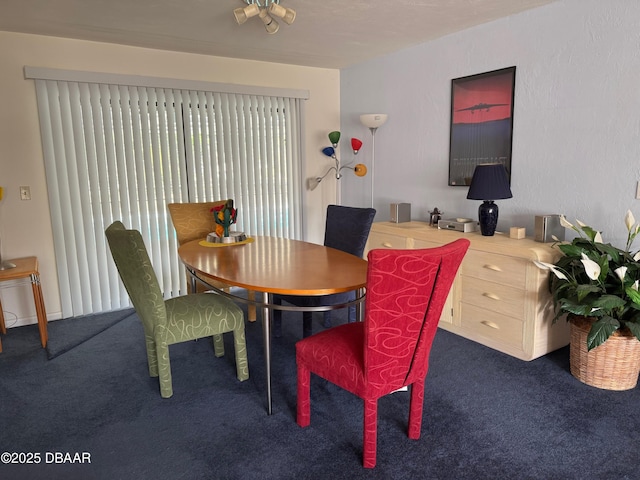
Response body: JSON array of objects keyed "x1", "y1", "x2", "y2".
[
  {"x1": 189, "y1": 273, "x2": 197, "y2": 294},
  {"x1": 262, "y1": 292, "x2": 273, "y2": 415},
  {"x1": 356, "y1": 287, "x2": 365, "y2": 322}
]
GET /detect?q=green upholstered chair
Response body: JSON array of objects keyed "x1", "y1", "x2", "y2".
[{"x1": 105, "y1": 221, "x2": 249, "y2": 398}]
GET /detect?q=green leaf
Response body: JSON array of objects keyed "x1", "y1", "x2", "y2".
[
  {"x1": 586, "y1": 317, "x2": 619, "y2": 350},
  {"x1": 560, "y1": 300, "x2": 598, "y2": 317},
  {"x1": 596, "y1": 243, "x2": 624, "y2": 263},
  {"x1": 580, "y1": 226, "x2": 599, "y2": 242},
  {"x1": 625, "y1": 286, "x2": 640, "y2": 306},
  {"x1": 574, "y1": 284, "x2": 601, "y2": 303},
  {"x1": 597, "y1": 255, "x2": 610, "y2": 279},
  {"x1": 558, "y1": 244, "x2": 586, "y2": 257},
  {"x1": 625, "y1": 321, "x2": 640, "y2": 342},
  {"x1": 591, "y1": 294, "x2": 626, "y2": 310}
]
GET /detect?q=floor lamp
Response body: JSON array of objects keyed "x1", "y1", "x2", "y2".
[
  {"x1": 360, "y1": 114, "x2": 388, "y2": 208},
  {"x1": 0, "y1": 187, "x2": 15, "y2": 270}
]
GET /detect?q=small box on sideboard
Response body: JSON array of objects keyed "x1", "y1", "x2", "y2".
[
  {"x1": 390, "y1": 203, "x2": 411, "y2": 223},
  {"x1": 510, "y1": 227, "x2": 526, "y2": 239}
]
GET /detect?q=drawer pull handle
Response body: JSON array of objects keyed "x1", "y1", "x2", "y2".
[
  {"x1": 482, "y1": 292, "x2": 501, "y2": 301},
  {"x1": 484, "y1": 264, "x2": 503, "y2": 272},
  {"x1": 481, "y1": 320, "x2": 500, "y2": 330},
  {"x1": 382, "y1": 242, "x2": 393, "y2": 248}
]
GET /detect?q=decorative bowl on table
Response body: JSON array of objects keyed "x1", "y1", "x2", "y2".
[{"x1": 206, "y1": 231, "x2": 247, "y2": 244}]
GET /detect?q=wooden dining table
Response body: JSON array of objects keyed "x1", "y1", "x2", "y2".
[{"x1": 178, "y1": 235, "x2": 368, "y2": 414}]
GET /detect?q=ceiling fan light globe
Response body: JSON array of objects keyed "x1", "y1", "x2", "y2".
[
  {"x1": 234, "y1": 4, "x2": 260, "y2": 25},
  {"x1": 259, "y1": 9, "x2": 280, "y2": 34},
  {"x1": 268, "y1": 3, "x2": 296, "y2": 25}
]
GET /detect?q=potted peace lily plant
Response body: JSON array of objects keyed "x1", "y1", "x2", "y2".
[{"x1": 534, "y1": 210, "x2": 640, "y2": 390}]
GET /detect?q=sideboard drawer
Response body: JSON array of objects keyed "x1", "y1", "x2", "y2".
[
  {"x1": 462, "y1": 250, "x2": 527, "y2": 288},
  {"x1": 412, "y1": 238, "x2": 443, "y2": 250},
  {"x1": 461, "y1": 276, "x2": 525, "y2": 319},
  {"x1": 460, "y1": 303, "x2": 524, "y2": 351},
  {"x1": 366, "y1": 232, "x2": 408, "y2": 251}
]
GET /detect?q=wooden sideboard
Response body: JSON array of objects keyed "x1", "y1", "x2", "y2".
[{"x1": 364, "y1": 222, "x2": 570, "y2": 361}]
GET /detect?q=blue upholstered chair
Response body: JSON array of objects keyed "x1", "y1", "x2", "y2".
[
  {"x1": 272, "y1": 205, "x2": 376, "y2": 338},
  {"x1": 105, "y1": 221, "x2": 249, "y2": 398}
]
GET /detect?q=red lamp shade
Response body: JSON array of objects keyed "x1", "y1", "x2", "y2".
[{"x1": 351, "y1": 138, "x2": 363, "y2": 154}]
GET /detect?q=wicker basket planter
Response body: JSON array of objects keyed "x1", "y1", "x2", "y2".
[{"x1": 570, "y1": 316, "x2": 640, "y2": 390}]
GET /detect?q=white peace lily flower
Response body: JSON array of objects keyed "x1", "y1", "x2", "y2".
[
  {"x1": 594, "y1": 231, "x2": 603, "y2": 243},
  {"x1": 533, "y1": 260, "x2": 551, "y2": 270},
  {"x1": 634, "y1": 251, "x2": 640, "y2": 261},
  {"x1": 580, "y1": 253, "x2": 601, "y2": 280},
  {"x1": 625, "y1": 210, "x2": 636, "y2": 232},
  {"x1": 632, "y1": 280, "x2": 639, "y2": 291},
  {"x1": 559, "y1": 215, "x2": 574, "y2": 229},
  {"x1": 576, "y1": 219, "x2": 587, "y2": 228},
  {"x1": 533, "y1": 260, "x2": 568, "y2": 280},
  {"x1": 614, "y1": 266, "x2": 628, "y2": 282}
]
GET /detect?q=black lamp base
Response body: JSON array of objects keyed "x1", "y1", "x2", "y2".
[{"x1": 478, "y1": 200, "x2": 499, "y2": 236}]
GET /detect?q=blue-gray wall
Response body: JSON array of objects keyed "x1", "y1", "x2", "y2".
[{"x1": 340, "y1": 0, "x2": 640, "y2": 248}]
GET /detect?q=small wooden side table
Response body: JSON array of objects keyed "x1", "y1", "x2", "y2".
[{"x1": 0, "y1": 257, "x2": 48, "y2": 352}]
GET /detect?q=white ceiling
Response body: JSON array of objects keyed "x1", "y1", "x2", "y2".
[{"x1": 0, "y1": 0, "x2": 557, "y2": 69}]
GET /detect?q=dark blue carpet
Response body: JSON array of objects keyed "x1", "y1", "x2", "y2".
[
  {"x1": 0, "y1": 304, "x2": 639, "y2": 479},
  {"x1": 45, "y1": 308, "x2": 135, "y2": 359}
]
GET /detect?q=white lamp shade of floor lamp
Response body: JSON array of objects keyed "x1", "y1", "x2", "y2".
[{"x1": 359, "y1": 114, "x2": 388, "y2": 208}]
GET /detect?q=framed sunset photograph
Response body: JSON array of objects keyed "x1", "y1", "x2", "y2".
[{"x1": 448, "y1": 66, "x2": 516, "y2": 186}]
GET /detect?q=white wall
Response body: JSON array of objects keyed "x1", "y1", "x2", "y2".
[
  {"x1": 0, "y1": 32, "x2": 340, "y2": 326},
  {"x1": 340, "y1": 0, "x2": 640, "y2": 249}
]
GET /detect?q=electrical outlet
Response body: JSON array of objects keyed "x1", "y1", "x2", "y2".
[{"x1": 20, "y1": 186, "x2": 31, "y2": 200}]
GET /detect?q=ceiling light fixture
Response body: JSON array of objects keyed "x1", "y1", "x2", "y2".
[{"x1": 233, "y1": 1, "x2": 296, "y2": 34}]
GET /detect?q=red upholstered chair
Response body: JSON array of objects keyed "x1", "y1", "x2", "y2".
[{"x1": 295, "y1": 239, "x2": 470, "y2": 468}]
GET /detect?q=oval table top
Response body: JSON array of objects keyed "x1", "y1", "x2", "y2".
[{"x1": 178, "y1": 236, "x2": 368, "y2": 296}]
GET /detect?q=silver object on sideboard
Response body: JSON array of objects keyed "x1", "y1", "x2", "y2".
[
  {"x1": 390, "y1": 203, "x2": 411, "y2": 223},
  {"x1": 534, "y1": 215, "x2": 565, "y2": 243},
  {"x1": 438, "y1": 218, "x2": 478, "y2": 233}
]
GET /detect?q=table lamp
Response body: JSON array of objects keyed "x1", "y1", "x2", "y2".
[{"x1": 466, "y1": 163, "x2": 512, "y2": 236}]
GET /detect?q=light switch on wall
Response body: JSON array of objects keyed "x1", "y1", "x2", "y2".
[{"x1": 20, "y1": 186, "x2": 31, "y2": 200}]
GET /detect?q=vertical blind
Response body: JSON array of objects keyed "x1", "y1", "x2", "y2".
[{"x1": 31, "y1": 73, "x2": 304, "y2": 318}]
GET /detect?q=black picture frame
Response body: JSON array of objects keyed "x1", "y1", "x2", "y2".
[{"x1": 448, "y1": 66, "x2": 516, "y2": 186}]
